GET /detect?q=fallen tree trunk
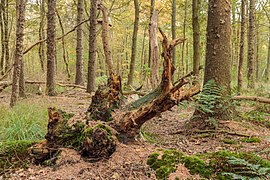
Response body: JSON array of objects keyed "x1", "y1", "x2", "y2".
[
  {"x1": 30, "y1": 29, "x2": 200, "y2": 163},
  {"x1": 233, "y1": 96, "x2": 270, "y2": 104}
]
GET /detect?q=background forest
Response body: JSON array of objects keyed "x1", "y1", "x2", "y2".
[{"x1": 0, "y1": 0, "x2": 270, "y2": 179}]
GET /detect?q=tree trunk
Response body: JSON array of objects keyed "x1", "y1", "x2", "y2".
[
  {"x1": 0, "y1": 5, "x2": 3, "y2": 75},
  {"x1": 3, "y1": 0, "x2": 9, "y2": 72},
  {"x1": 19, "y1": 58, "x2": 25, "y2": 98},
  {"x1": 247, "y1": 0, "x2": 255, "y2": 89},
  {"x1": 171, "y1": 0, "x2": 176, "y2": 68},
  {"x1": 180, "y1": 0, "x2": 188, "y2": 77},
  {"x1": 189, "y1": 0, "x2": 232, "y2": 130},
  {"x1": 266, "y1": 27, "x2": 270, "y2": 81},
  {"x1": 127, "y1": 0, "x2": 139, "y2": 86},
  {"x1": 238, "y1": 0, "x2": 246, "y2": 93},
  {"x1": 46, "y1": 0, "x2": 57, "y2": 96},
  {"x1": 192, "y1": 0, "x2": 200, "y2": 75},
  {"x1": 56, "y1": 10, "x2": 71, "y2": 80},
  {"x1": 148, "y1": 0, "x2": 155, "y2": 70},
  {"x1": 10, "y1": 0, "x2": 26, "y2": 107},
  {"x1": 99, "y1": 3, "x2": 114, "y2": 75},
  {"x1": 38, "y1": 0, "x2": 45, "y2": 72},
  {"x1": 87, "y1": 0, "x2": 97, "y2": 92},
  {"x1": 75, "y1": 0, "x2": 84, "y2": 85},
  {"x1": 149, "y1": 10, "x2": 159, "y2": 89}
]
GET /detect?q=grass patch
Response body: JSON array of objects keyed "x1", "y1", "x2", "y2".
[
  {"x1": 0, "y1": 102, "x2": 48, "y2": 141},
  {"x1": 240, "y1": 110, "x2": 270, "y2": 128},
  {"x1": 241, "y1": 137, "x2": 261, "y2": 143},
  {"x1": 222, "y1": 138, "x2": 237, "y2": 144}
]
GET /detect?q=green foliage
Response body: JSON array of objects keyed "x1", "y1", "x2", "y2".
[
  {"x1": 147, "y1": 150, "x2": 270, "y2": 179},
  {"x1": 222, "y1": 138, "x2": 237, "y2": 144},
  {"x1": 241, "y1": 137, "x2": 261, "y2": 143},
  {"x1": 240, "y1": 110, "x2": 270, "y2": 128},
  {"x1": 0, "y1": 140, "x2": 39, "y2": 172},
  {"x1": 96, "y1": 75, "x2": 108, "y2": 86},
  {"x1": 0, "y1": 102, "x2": 48, "y2": 141},
  {"x1": 147, "y1": 149, "x2": 212, "y2": 179},
  {"x1": 139, "y1": 128, "x2": 158, "y2": 143}
]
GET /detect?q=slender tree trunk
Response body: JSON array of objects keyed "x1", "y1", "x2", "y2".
[
  {"x1": 255, "y1": 21, "x2": 259, "y2": 80},
  {"x1": 127, "y1": 0, "x2": 139, "y2": 86},
  {"x1": 247, "y1": 0, "x2": 255, "y2": 89},
  {"x1": 149, "y1": 10, "x2": 159, "y2": 89},
  {"x1": 265, "y1": 27, "x2": 270, "y2": 81},
  {"x1": 99, "y1": 3, "x2": 114, "y2": 74},
  {"x1": 10, "y1": 0, "x2": 26, "y2": 107},
  {"x1": 192, "y1": 0, "x2": 200, "y2": 75},
  {"x1": 171, "y1": 0, "x2": 176, "y2": 67},
  {"x1": 75, "y1": 0, "x2": 84, "y2": 85},
  {"x1": 19, "y1": 59, "x2": 25, "y2": 98},
  {"x1": 148, "y1": 0, "x2": 155, "y2": 69},
  {"x1": 0, "y1": 6, "x2": 3, "y2": 75},
  {"x1": 3, "y1": 0, "x2": 9, "y2": 72},
  {"x1": 46, "y1": 0, "x2": 57, "y2": 96},
  {"x1": 56, "y1": 10, "x2": 71, "y2": 80},
  {"x1": 38, "y1": 0, "x2": 45, "y2": 72},
  {"x1": 87, "y1": 0, "x2": 97, "y2": 92},
  {"x1": 140, "y1": 27, "x2": 147, "y2": 77},
  {"x1": 238, "y1": 0, "x2": 246, "y2": 93},
  {"x1": 180, "y1": 0, "x2": 187, "y2": 77}
]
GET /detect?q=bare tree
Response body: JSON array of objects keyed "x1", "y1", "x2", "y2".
[
  {"x1": 75, "y1": 0, "x2": 84, "y2": 85},
  {"x1": 87, "y1": 0, "x2": 97, "y2": 92},
  {"x1": 127, "y1": 0, "x2": 139, "y2": 86},
  {"x1": 10, "y1": 0, "x2": 26, "y2": 107},
  {"x1": 192, "y1": 0, "x2": 200, "y2": 75},
  {"x1": 46, "y1": 0, "x2": 57, "y2": 96}
]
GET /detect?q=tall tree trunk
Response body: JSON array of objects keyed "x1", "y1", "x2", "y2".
[
  {"x1": 247, "y1": 0, "x2": 255, "y2": 89},
  {"x1": 46, "y1": 0, "x2": 56, "y2": 96},
  {"x1": 87, "y1": 0, "x2": 97, "y2": 92},
  {"x1": 192, "y1": 0, "x2": 200, "y2": 75},
  {"x1": 19, "y1": 59, "x2": 25, "y2": 98},
  {"x1": 180, "y1": 0, "x2": 188, "y2": 77},
  {"x1": 56, "y1": 10, "x2": 71, "y2": 80},
  {"x1": 238, "y1": 0, "x2": 246, "y2": 93},
  {"x1": 171, "y1": 0, "x2": 176, "y2": 67},
  {"x1": 265, "y1": 27, "x2": 270, "y2": 81},
  {"x1": 148, "y1": 0, "x2": 155, "y2": 70},
  {"x1": 204, "y1": 0, "x2": 231, "y2": 89},
  {"x1": 255, "y1": 21, "x2": 259, "y2": 80},
  {"x1": 0, "y1": 6, "x2": 3, "y2": 75},
  {"x1": 3, "y1": 0, "x2": 9, "y2": 72},
  {"x1": 99, "y1": 3, "x2": 114, "y2": 74},
  {"x1": 75, "y1": 0, "x2": 84, "y2": 85},
  {"x1": 38, "y1": 0, "x2": 45, "y2": 72},
  {"x1": 149, "y1": 10, "x2": 159, "y2": 89},
  {"x1": 127, "y1": 0, "x2": 139, "y2": 86},
  {"x1": 10, "y1": 0, "x2": 26, "y2": 107},
  {"x1": 140, "y1": 27, "x2": 147, "y2": 78}
]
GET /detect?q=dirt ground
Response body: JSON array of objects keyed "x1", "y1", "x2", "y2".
[{"x1": 1, "y1": 89, "x2": 270, "y2": 179}]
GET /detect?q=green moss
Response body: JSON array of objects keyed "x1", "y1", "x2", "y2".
[
  {"x1": 241, "y1": 137, "x2": 261, "y2": 143},
  {"x1": 147, "y1": 150, "x2": 270, "y2": 179},
  {"x1": 147, "y1": 149, "x2": 212, "y2": 179},
  {"x1": 0, "y1": 140, "x2": 39, "y2": 172},
  {"x1": 222, "y1": 138, "x2": 237, "y2": 144}
]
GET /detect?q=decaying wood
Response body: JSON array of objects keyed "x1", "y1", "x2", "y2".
[{"x1": 233, "y1": 96, "x2": 270, "y2": 104}]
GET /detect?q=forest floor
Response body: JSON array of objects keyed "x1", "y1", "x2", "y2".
[{"x1": 1, "y1": 88, "x2": 270, "y2": 179}]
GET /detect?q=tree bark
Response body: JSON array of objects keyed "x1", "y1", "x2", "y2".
[
  {"x1": 99, "y1": 3, "x2": 114, "y2": 75},
  {"x1": 75, "y1": 0, "x2": 84, "y2": 85},
  {"x1": 56, "y1": 10, "x2": 71, "y2": 80},
  {"x1": 38, "y1": 0, "x2": 45, "y2": 72},
  {"x1": 127, "y1": 0, "x2": 139, "y2": 86},
  {"x1": 171, "y1": 0, "x2": 176, "y2": 68},
  {"x1": 247, "y1": 0, "x2": 255, "y2": 89},
  {"x1": 3, "y1": 0, "x2": 9, "y2": 72},
  {"x1": 10, "y1": 0, "x2": 26, "y2": 107},
  {"x1": 87, "y1": 0, "x2": 97, "y2": 92},
  {"x1": 46, "y1": 0, "x2": 56, "y2": 96},
  {"x1": 192, "y1": 0, "x2": 200, "y2": 75},
  {"x1": 238, "y1": 0, "x2": 246, "y2": 93},
  {"x1": 0, "y1": 5, "x2": 3, "y2": 75},
  {"x1": 149, "y1": 10, "x2": 159, "y2": 89}
]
